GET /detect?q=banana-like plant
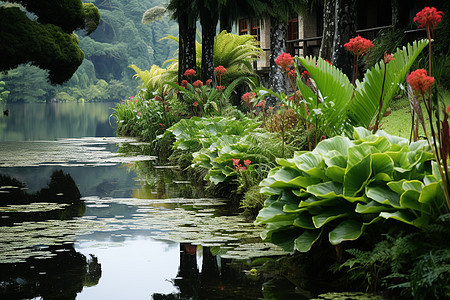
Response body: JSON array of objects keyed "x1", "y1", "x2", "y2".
[
  {"x1": 291, "y1": 39, "x2": 429, "y2": 135},
  {"x1": 255, "y1": 127, "x2": 446, "y2": 253}
]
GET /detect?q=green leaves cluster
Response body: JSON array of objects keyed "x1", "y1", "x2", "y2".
[
  {"x1": 168, "y1": 116, "x2": 286, "y2": 188},
  {"x1": 255, "y1": 127, "x2": 446, "y2": 253}
]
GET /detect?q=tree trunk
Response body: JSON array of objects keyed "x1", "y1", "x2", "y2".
[
  {"x1": 331, "y1": 0, "x2": 356, "y2": 80},
  {"x1": 178, "y1": 13, "x2": 197, "y2": 83},
  {"x1": 391, "y1": 0, "x2": 399, "y2": 29},
  {"x1": 319, "y1": 0, "x2": 335, "y2": 62},
  {"x1": 268, "y1": 15, "x2": 287, "y2": 106},
  {"x1": 219, "y1": 7, "x2": 232, "y2": 33},
  {"x1": 200, "y1": 9, "x2": 218, "y2": 83}
]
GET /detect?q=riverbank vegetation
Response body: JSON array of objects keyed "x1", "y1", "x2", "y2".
[{"x1": 111, "y1": 4, "x2": 449, "y2": 299}]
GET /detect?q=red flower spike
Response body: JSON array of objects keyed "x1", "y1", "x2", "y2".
[
  {"x1": 344, "y1": 35, "x2": 374, "y2": 56},
  {"x1": 407, "y1": 69, "x2": 435, "y2": 95},
  {"x1": 275, "y1": 53, "x2": 294, "y2": 72},
  {"x1": 288, "y1": 69, "x2": 297, "y2": 79},
  {"x1": 414, "y1": 7, "x2": 444, "y2": 30},
  {"x1": 383, "y1": 52, "x2": 395, "y2": 64},
  {"x1": 214, "y1": 66, "x2": 227, "y2": 77},
  {"x1": 184, "y1": 69, "x2": 197, "y2": 78},
  {"x1": 193, "y1": 80, "x2": 203, "y2": 88}
]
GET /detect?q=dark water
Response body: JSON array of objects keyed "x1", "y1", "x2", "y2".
[{"x1": 0, "y1": 103, "x2": 295, "y2": 300}]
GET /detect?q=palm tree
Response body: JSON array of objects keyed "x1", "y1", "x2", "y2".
[
  {"x1": 264, "y1": 1, "x2": 309, "y2": 103},
  {"x1": 167, "y1": 0, "x2": 198, "y2": 83}
]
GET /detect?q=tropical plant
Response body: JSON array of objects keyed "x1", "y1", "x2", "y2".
[
  {"x1": 337, "y1": 213, "x2": 450, "y2": 298},
  {"x1": 255, "y1": 127, "x2": 446, "y2": 253}
]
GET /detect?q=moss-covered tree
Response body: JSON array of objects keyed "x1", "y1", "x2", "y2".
[{"x1": 0, "y1": 0, "x2": 100, "y2": 84}]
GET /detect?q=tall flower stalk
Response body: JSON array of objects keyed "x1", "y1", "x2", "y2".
[
  {"x1": 409, "y1": 6, "x2": 449, "y2": 210},
  {"x1": 344, "y1": 35, "x2": 374, "y2": 85}
]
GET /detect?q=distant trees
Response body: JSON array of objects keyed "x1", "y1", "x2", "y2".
[{"x1": 0, "y1": 0, "x2": 100, "y2": 84}]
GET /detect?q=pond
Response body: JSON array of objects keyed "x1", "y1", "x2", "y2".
[
  {"x1": 0, "y1": 102, "x2": 293, "y2": 300},
  {"x1": 0, "y1": 102, "x2": 385, "y2": 300}
]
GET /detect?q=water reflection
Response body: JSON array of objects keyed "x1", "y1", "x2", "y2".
[
  {"x1": 0, "y1": 244, "x2": 101, "y2": 300},
  {"x1": 0, "y1": 102, "x2": 116, "y2": 141},
  {"x1": 0, "y1": 170, "x2": 85, "y2": 225},
  {"x1": 0, "y1": 171, "x2": 102, "y2": 299},
  {"x1": 152, "y1": 243, "x2": 263, "y2": 300}
]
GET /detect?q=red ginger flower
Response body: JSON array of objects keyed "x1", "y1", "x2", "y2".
[
  {"x1": 231, "y1": 158, "x2": 240, "y2": 166},
  {"x1": 193, "y1": 80, "x2": 203, "y2": 88},
  {"x1": 184, "y1": 69, "x2": 197, "y2": 78},
  {"x1": 383, "y1": 52, "x2": 395, "y2": 64},
  {"x1": 206, "y1": 79, "x2": 212, "y2": 86},
  {"x1": 181, "y1": 80, "x2": 188, "y2": 87},
  {"x1": 275, "y1": 53, "x2": 294, "y2": 72},
  {"x1": 242, "y1": 92, "x2": 256, "y2": 102},
  {"x1": 344, "y1": 35, "x2": 374, "y2": 56},
  {"x1": 216, "y1": 85, "x2": 225, "y2": 92},
  {"x1": 288, "y1": 69, "x2": 296, "y2": 79},
  {"x1": 214, "y1": 66, "x2": 227, "y2": 77},
  {"x1": 407, "y1": 69, "x2": 435, "y2": 95},
  {"x1": 414, "y1": 7, "x2": 444, "y2": 30}
]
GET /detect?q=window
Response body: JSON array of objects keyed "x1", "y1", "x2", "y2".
[
  {"x1": 238, "y1": 19, "x2": 248, "y2": 35},
  {"x1": 250, "y1": 19, "x2": 260, "y2": 41}
]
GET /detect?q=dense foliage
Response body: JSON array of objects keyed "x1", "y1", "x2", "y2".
[
  {"x1": 0, "y1": 0, "x2": 177, "y2": 102},
  {"x1": 0, "y1": 1, "x2": 100, "y2": 84}
]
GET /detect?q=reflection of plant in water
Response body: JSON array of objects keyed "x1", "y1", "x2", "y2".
[
  {"x1": 0, "y1": 244, "x2": 102, "y2": 299},
  {"x1": 0, "y1": 170, "x2": 85, "y2": 225}
]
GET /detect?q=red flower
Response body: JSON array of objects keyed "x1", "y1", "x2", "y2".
[
  {"x1": 206, "y1": 79, "x2": 212, "y2": 86},
  {"x1": 193, "y1": 101, "x2": 199, "y2": 107},
  {"x1": 255, "y1": 100, "x2": 266, "y2": 108},
  {"x1": 383, "y1": 52, "x2": 395, "y2": 64},
  {"x1": 231, "y1": 158, "x2": 240, "y2": 166},
  {"x1": 184, "y1": 69, "x2": 197, "y2": 78},
  {"x1": 214, "y1": 66, "x2": 227, "y2": 77},
  {"x1": 244, "y1": 159, "x2": 251, "y2": 166},
  {"x1": 407, "y1": 69, "x2": 435, "y2": 95},
  {"x1": 193, "y1": 80, "x2": 203, "y2": 88},
  {"x1": 344, "y1": 35, "x2": 374, "y2": 56},
  {"x1": 181, "y1": 80, "x2": 188, "y2": 87},
  {"x1": 447, "y1": 105, "x2": 450, "y2": 114},
  {"x1": 154, "y1": 95, "x2": 162, "y2": 102},
  {"x1": 414, "y1": 7, "x2": 444, "y2": 30},
  {"x1": 216, "y1": 85, "x2": 225, "y2": 92},
  {"x1": 301, "y1": 71, "x2": 310, "y2": 78},
  {"x1": 241, "y1": 92, "x2": 256, "y2": 102},
  {"x1": 275, "y1": 53, "x2": 294, "y2": 72},
  {"x1": 288, "y1": 69, "x2": 297, "y2": 79}
]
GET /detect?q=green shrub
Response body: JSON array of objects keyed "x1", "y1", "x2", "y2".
[{"x1": 255, "y1": 127, "x2": 446, "y2": 253}]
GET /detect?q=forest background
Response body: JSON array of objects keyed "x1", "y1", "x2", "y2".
[{"x1": 0, "y1": 0, "x2": 177, "y2": 103}]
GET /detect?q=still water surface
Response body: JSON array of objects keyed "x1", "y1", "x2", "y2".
[{"x1": 0, "y1": 103, "x2": 290, "y2": 299}]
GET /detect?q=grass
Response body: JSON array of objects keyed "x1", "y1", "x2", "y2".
[{"x1": 379, "y1": 89, "x2": 450, "y2": 139}]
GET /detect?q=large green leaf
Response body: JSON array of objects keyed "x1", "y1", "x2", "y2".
[
  {"x1": 348, "y1": 39, "x2": 429, "y2": 127},
  {"x1": 294, "y1": 229, "x2": 323, "y2": 252},
  {"x1": 313, "y1": 136, "x2": 353, "y2": 157},
  {"x1": 297, "y1": 56, "x2": 354, "y2": 135},
  {"x1": 366, "y1": 185, "x2": 401, "y2": 208},
  {"x1": 307, "y1": 181, "x2": 343, "y2": 198},
  {"x1": 312, "y1": 206, "x2": 353, "y2": 228},
  {"x1": 343, "y1": 155, "x2": 372, "y2": 197},
  {"x1": 328, "y1": 219, "x2": 363, "y2": 245}
]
